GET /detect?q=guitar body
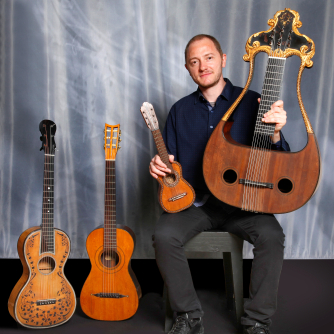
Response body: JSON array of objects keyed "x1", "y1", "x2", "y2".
[
  {"x1": 8, "y1": 227, "x2": 76, "y2": 328},
  {"x1": 157, "y1": 161, "x2": 195, "y2": 213},
  {"x1": 203, "y1": 120, "x2": 321, "y2": 214},
  {"x1": 80, "y1": 225, "x2": 141, "y2": 321}
]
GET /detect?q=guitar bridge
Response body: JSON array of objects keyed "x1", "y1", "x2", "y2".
[
  {"x1": 36, "y1": 299, "x2": 56, "y2": 306},
  {"x1": 239, "y1": 179, "x2": 273, "y2": 189},
  {"x1": 168, "y1": 192, "x2": 187, "y2": 202},
  {"x1": 91, "y1": 293, "x2": 128, "y2": 299}
]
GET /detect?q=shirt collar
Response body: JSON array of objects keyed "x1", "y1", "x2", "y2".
[{"x1": 194, "y1": 78, "x2": 233, "y2": 104}]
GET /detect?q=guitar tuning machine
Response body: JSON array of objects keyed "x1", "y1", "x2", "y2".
[
  {"x1": 118, "y1": 138, "x2": 122, "y2": 142},
  {"x1": 118, "y1": 146, "x2": 121, "y2": 150}
]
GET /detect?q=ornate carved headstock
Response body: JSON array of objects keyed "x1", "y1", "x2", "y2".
[
  {"x1": 104, "y1": 124, "x2": 121, "y2": 160},
  {"x1": 39, "y1": 120, "x2": 56, "y2": 155},
  {"x1": 243, "y1": 8, "x2": 315, "y2": 67},
  {"x1": 222, "y1": 8, "x2": 315, "y2": 134},
  {"x1": 140, "y1": 102, "x2": 159, "y2": 132}
]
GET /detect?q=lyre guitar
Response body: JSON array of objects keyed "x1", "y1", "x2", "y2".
[
  {"x1": 203, "y1": 8, "x2": 321, "y2": 214},
  {"x1": 80, "y1": 123, "x2": 141, "y2": 321},
  {"x1": 8, "y1": 120, "x2": 76, "y2": 328},
  {"x1": 140, "y1": 102, "x2": 195, "y2": 213}
]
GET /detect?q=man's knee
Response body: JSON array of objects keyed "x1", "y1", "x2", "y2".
[
  {"x1": 255, "y1": 215, "x2": 285, "y2": 247},
  {"x1": 152, "y1": 226, "x2": 183, "y2": 252}
]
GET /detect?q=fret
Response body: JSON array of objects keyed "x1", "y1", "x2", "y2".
[{"x1": 260, "y1": 91, "x2": 281, "y2": 98}]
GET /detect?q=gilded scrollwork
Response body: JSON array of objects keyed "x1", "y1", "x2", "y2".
[{"x1": 224, "y1": 8, "x2": 315, "y2": 134}]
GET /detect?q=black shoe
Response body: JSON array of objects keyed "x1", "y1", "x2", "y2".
[
  {"x1": 243, "y1": 323, "x2": 271, "y2": 334},
  {"x1": 168, "y1": 313, "x2": 204, "y2": 334}
]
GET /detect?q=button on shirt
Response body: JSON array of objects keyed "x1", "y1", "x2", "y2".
[{"x1": 162, "y1": 78, "x2": 290, "y2": 199}]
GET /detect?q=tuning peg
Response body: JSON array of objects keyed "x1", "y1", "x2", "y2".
[
  {"x1": 118, "y1": 146, "x2": 121, "y2": 150},
  {"x1": 118, "y1": 138, "x2": 122, "y2": 142},
  {"x1": 119, "y1": 130, "x2": 122, "y2": 135}
]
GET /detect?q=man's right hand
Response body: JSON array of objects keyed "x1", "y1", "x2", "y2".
[{"x1": 149, "y1": 154, "x2": 174, "y2": 179}]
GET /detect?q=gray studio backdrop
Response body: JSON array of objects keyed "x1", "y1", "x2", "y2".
[{"x1": 0, "y1": 0, "x2": 333, "y2": 259}]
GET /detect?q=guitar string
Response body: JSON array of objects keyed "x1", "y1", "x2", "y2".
[
  {"x1": 242, "y1": 47, "x2": 285, "y2": 211},
  {"x1": 153, "y1": 131, "x2": 179, "y2": 200},
  {"x1": 241, "y1": 31, "x2": 276, "y2": 211},
  {"x1": 250, "y1": 57, "x2": 279, "y2": 211},
  {"x1": 103, "y1": 157, "x2": 105, "y2": 295},
  {"x1": 246, "y1": 28, "x2": 286, "y2": 212},
  {"x1": 112, "y1": 159, "x2": 115, "y2": 295},
  {"x1": 260, "y1": 57, "x2": 285, "y2": 211},
  {"x1": 243, "y1": 30, "x2": 279, "y2": 211},
  {"x1": 145, "y1": 102, "x2": 179, "y2": 201},
  {"x1": 249, "y1": 57, "x2": 284, "y2": 211}
]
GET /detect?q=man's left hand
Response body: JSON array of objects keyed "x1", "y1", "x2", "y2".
[{"x1": 260, "y1": 99, "x2": 287, "y2": 143}]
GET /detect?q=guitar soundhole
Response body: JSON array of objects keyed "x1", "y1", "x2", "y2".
[
  {"x1": 277, "y1": 178, "x2": 293, "y2": 194},
  {"x1": 101, "y1": 251, "x2": 119, "y2": 269},
  {"x1": 38, "y1": 256, "x2": 56, "y2": 275},
  {"x1": 163, "y1": 171, "x2": 180, "y2": 187},
  {"x1": 165, "y1": 173, "x2": 176, "y2": 184},
  {"x1": 223, "y1": 169, "x2": 238, "y2": 184}
]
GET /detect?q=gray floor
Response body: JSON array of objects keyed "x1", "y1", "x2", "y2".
[{"x1": 2, "y1": 260, "x2": 334, "y2": 334}]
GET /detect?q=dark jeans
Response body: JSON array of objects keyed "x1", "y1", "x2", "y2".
[{"x1": 152, "y1": 196, "x2": 285, "y2": 327}]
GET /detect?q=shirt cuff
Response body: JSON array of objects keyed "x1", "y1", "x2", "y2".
[{"x1": 271, "y1": 140, "x2": 282, "y2": 150}]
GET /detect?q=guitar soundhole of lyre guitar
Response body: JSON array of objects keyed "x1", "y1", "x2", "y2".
[
  {"x1": 277, "y1": 178, "x2": 293, "y2": 194},
  {"x1": 222, "y1": 169, "x2": 238, "y2": 184},
  {"x1": 37, "y1": 256, "x2": 56, "y2": 275},
  {"x1": 100, "y1": 251, "x2": 120, "y2": 269}
]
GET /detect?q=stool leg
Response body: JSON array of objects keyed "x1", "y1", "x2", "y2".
[
  {"x1": 223, "y1": 252, "x2": 234, "y2": 311},
  {"x1": 223, "y1": 251, "x2": 244, "y2": 327},
  {"x1": 163, "y1": 284, "x2": 174, "y2": 332}
]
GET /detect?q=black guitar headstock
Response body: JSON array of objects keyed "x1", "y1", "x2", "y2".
[
  {"x1": 244, "y1": 8, "x2": 314, "y2": 66},
  {"x1": 39, "y1": 120, "x2": 56, "y2": 154}
]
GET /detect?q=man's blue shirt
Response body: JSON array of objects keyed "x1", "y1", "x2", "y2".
[{"x1": 162, "y1": 78, "x2": 290, "y2": 195}]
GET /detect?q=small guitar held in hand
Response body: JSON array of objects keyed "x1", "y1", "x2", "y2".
[{"x1": 140, "y1": 102, "x2": 195, "y2": 213}]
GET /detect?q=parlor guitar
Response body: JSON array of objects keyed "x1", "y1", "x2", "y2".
[
  {"x1": 140, "y1": 102, "x2": 195, "y2": 213},
  {"x1": 8, "y1": 120, "x2": 76, "y2": 328},
  {"x1": 80, "y1": 123, "x2": 141, "y2": 321},
  {"x1": 203, "y1": 8, "x2": 321, "y2": 214}
]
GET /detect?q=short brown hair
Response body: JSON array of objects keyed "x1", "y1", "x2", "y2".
[{"x1": 185, "y1": 34, "x2": 223, "y2": 62}]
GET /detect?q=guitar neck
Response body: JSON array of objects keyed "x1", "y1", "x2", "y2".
[
  {"x1": 41, "y1": 153, "x2": 55, "y2": 253},
  {"x1": 255, "y1": 56, "x2": 286, "y2": 138},
  {"x1": 104, "y1": 160, "x2": 116, "y2": 252},
  {"x1": 152, "y1": 129, "x2": 173, "y2": 171}
]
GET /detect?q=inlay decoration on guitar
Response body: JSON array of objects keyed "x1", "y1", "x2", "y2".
[
  {"x1": 203, "y1": 8, "x2": 321, "y2": 214},
  {"x1": 141, "y1": 102, "x2": 195, "y2": 213},
  {"x1": 80, "y1": 123, "x2": 141, "y2": 321},
  {"x1": 8, "y1": 120, "x2": 76, "y2": 329}
]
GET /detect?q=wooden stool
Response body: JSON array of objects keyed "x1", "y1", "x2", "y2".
[{"x1": 163, "y1": 231, "x2": 244, "y2": 332}]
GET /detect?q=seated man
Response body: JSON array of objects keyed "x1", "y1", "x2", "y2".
[{"x1": 149, "y1": 35, "x2": 289, "y2": 334}]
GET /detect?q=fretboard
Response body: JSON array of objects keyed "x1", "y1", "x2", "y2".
[
  {"x1": 152, "y1": 130, "x2": 174, "y2": 172},
  {"x1": 254, "y1": 56, "x2": 286, "y2": 138},
  {"x1": 41, "y1": 153, "x2": 55, "y2": 253},
  {"x1": 104, "y1": 160, "x2": 116, "y2": 252}
]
